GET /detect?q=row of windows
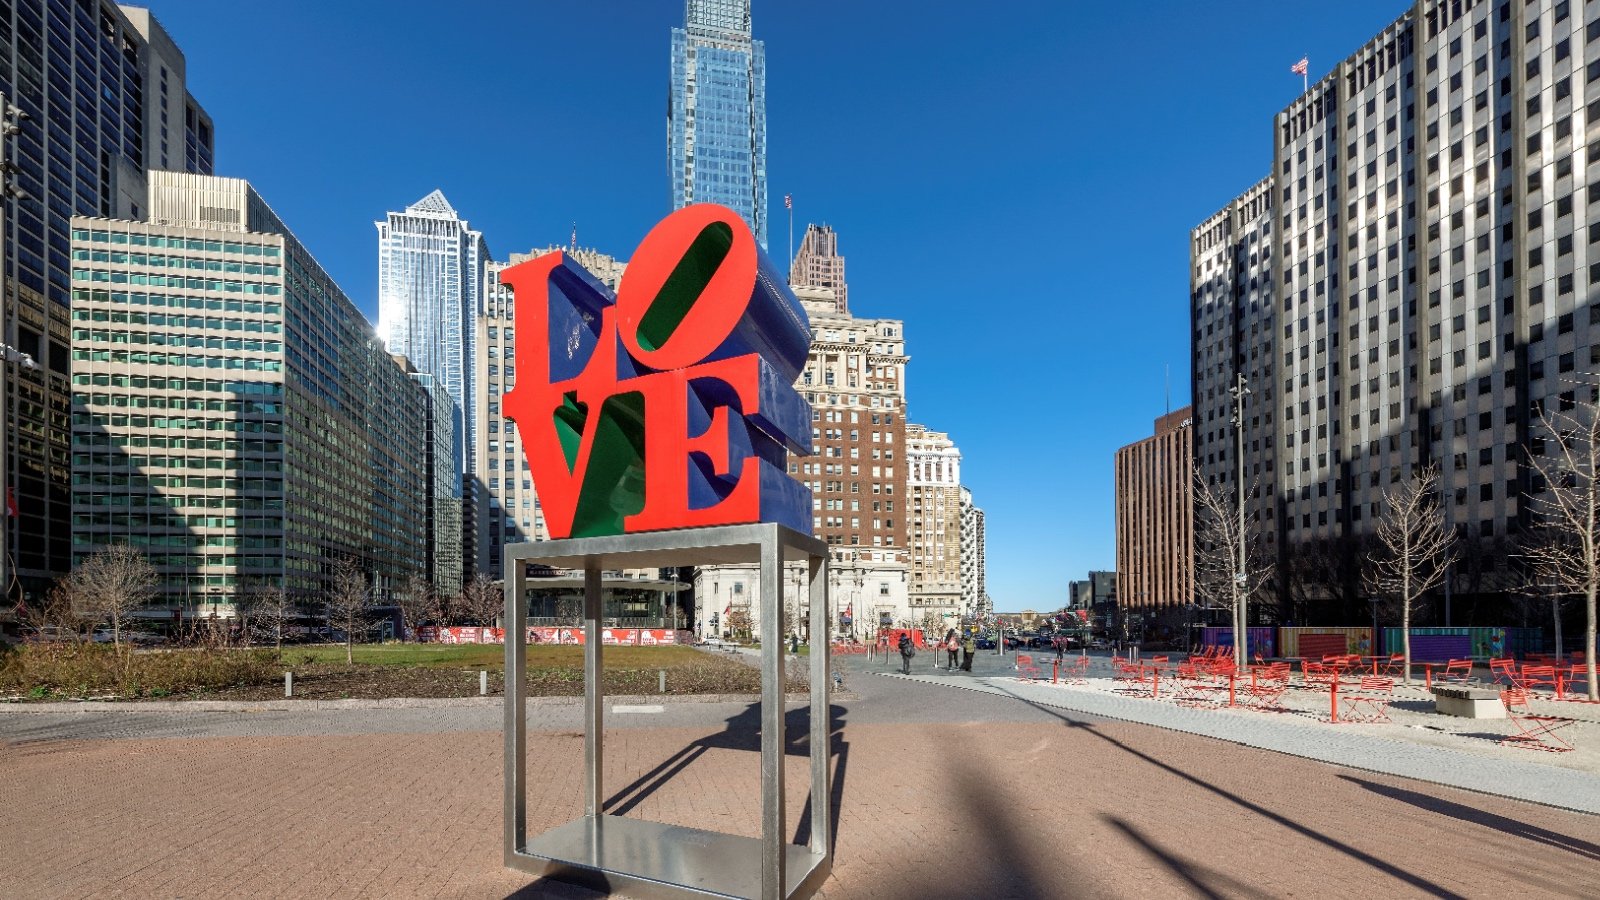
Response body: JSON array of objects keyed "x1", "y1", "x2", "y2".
[
  {"x1": 73, "y1": 289, "x2": 284, "y2": 316},
  {"x1": 73, "y1": 330, "x2": 282, "y2": 352},
  {"x1": 74, "y1": 473, "x2": 282, "y2": 491},
  {"x1": 71, "y1": 375, "x2": 284, "y2": 395},
  {"x1": 73, "y1": 268, "x2": 282, "y2": 294},
  {"x1": 73, "y1": 349, "x2": 284, "y2": 371},
  {"x1": 73, "y1": 248, "x2": 281, "y2": 276},
  {"x1": 71, "y1": 453, "x2": 285, "y2": 473},
  {"x1": 72, "y1": 228, "x2": 281, "y2": 257}
]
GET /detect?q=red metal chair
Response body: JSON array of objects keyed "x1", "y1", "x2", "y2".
[
  {"x1": 1519, "y1": 664, "x2": 1559, "y2": 694},
  {"x1": 1066, "y1": 656, "x2": 1092, "y2": 684},
  {"x1": 1301, "y1": 660, "x2": 1334, "y2": 689},
  {"x1": 1378, "y1": 654, "x2": 1407, "y2": 679},
  {"x1": 1499, "y1": 689, "x2": 1576, "y2": 752},
  {"x1": 1440, "y1": 658, "x2": 1474, "y2": 685},
  {"x1": 1241, "y1": 668, "x2": 1290, "y2": 712},
  {"x1": 1343, "y1": 676, "x2": 1395, "y2": 723},
  {"x1": 1014, "y1": 654, "x2": 1041, "y2": 681},
  {"x1": 1488, "y1": 658, "x2": 1518, "y2": 687}
]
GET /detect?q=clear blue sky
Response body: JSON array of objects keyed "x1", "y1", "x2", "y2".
[{"x1": 149, "y1": 0, "x2": 1409, "y2": 607}]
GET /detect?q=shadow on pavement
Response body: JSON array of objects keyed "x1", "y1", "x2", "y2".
[
  {"x1": 510, "y1": 702, "x2": 848, "y2": 898},
  {"x1": 1336, "y1": 774, "x2": 1600, "y2": 863},
  {"x1": 1102, "y1": 814, "x2": 1279, "y2": 900},
  {"x1": 985, "y1": 681, "x2": 1471, "y2": 899}
]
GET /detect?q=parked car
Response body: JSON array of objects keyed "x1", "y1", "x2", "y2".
[
  {"x1": 976, "y1": 636, "x2": 997, "y2": 650},
  {"x1": 1089, "y1": 638, "x2": 1110, "y2": 651}
]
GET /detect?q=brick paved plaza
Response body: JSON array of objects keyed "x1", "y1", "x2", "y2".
[{"x1": 3, "y1": 661, "x2": 1597, "y2": 899}]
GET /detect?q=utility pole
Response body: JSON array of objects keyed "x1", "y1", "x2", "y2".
[
  {"x1": 0, "y1": 93, "x2": 32, "y2": 613},
  {"x1": 1228, "y1": 373, "x2": 1251, "y2": 667}
]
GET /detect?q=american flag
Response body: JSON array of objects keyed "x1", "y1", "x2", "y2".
[
  {"x1": 784, "y1": 194, "x2": 792, "y2": 210},
  {"x1": 1290, "y1": 57, "x2": 1309, "y2": 76},
  {"x1": 4, "y1": 486, "x2": 15, "y2": 518}
]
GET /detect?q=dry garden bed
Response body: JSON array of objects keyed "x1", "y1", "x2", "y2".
[{"x1": 0, "y1": 642, "x2": 804, "y2": 702}]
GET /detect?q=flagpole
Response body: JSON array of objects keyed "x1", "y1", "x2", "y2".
[{"x1": 788, "y1": 200, "x2": 793, "y2": 279}]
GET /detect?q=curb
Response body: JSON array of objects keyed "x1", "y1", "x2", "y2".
[{"x1": 0, "y1": 690, "x2": 854, "y2": 714}]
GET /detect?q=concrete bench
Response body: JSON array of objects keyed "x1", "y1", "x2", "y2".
[{"x1": 1431, "y1": 685, "x2": 1505, "y2": 719}]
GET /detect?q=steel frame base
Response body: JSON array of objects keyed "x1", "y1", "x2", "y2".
[{"x1": 504, "y1": 523, "x2": 832, "y2": 900}]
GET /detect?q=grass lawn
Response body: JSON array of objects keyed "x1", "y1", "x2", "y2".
[{"x1": 288, "y1": 643, "x2": 708, "y2": 672}]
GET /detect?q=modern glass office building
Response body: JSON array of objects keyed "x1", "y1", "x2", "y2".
[
  {"x1": 375, "y1": 190, "x2": 487, "y2": 475},
  {"x1": 69, "y1": 173, "x2": 429, "y2": 617},
  {"x1": 1, "y1": 2, "x2": 215, "y2": 605},
  {"x1": 668, "y1": 0, "x2": 768, "y2": 247}
]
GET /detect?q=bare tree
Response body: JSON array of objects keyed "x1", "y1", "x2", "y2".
[
  {"x1": 1524, "y1": 398, "x2": 1600, "y2": 701},
  {"x1": 1362, "y1": 465, "x2": 1456, "y2": 685},
  {"x1": 22, "y1": 578, "x2": 88, "y2": 639},
  {"x1": 455, "y1": 572, "x2": 502, "y2": 627},
  {"x1": 239, "y1": 581, "x2": 295, "y2": 661},
  {"x1": 919, "y1": 611, "x2": 946, "y2": 643},
  {"x1": 393, "y1": 574, "x2": 436, "y2": 640},
  {"x1": 70, "y1": 543, "x2": 157, "y2": 652},
  {"x1": 1192, "y1": 468, "x2": 1275, "y2": 668},
  {"x1": 325, "y1": 557, "x2": 372, "y2": 665}
]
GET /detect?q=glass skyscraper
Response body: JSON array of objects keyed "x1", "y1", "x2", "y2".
[
  {"x1": 375, "y1": 190, "x2": 487, "y2": 475},
  {"x1": 668, "y1": 0, "x2": 768, "y2": 247}
]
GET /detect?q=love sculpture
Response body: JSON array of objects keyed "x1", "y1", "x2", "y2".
[
  {"x1": 501, "y1": 205, "x2": 833, "y2": 900},
  {"x1": 501, "y1": 203, "x2": 813, "y2": 537}
]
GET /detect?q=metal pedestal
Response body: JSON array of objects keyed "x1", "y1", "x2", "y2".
[{"x1": 504, "y1": 523, "x2": 832, "y2": 900}]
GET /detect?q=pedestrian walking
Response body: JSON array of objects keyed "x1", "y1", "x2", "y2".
[
  {"x1": 1054, "y1": 636, "x2": 1067, "y2": 664},
  {"x1": 897, "y1": 632, "x2": 915, "y2": 675},
  {"x1": 944, "y1": 629, "x2": 960, "y2": 671}
]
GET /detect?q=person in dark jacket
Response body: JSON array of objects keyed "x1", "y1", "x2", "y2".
[
  {"x1": 961, "y1": 633, "x2": 976, "y2": 671},
  {"x1": 897, "y1": 633, "x2": 915, "y2": 674}
]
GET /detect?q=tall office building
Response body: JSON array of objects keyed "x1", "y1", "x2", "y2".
[
  {"x1": 668, "y1": 0, "x2": 768, "y2": 247},
  {"x1": 1191, "y1": 0, "x2": 1596, "y2": 623},
  {"x1": 70, "y1": 173, "x2": 430, "y2": 615},
  {"x1": 1114, "y1": 407, "x2": 1194, "y2": 612},
  {"x1": 906, "y1": 423, "x2": 962, "y2": 618},
  {"x1": 1, "y1": 2, "x2": 215, "y2": 607},
  {"x1": 375, "y1": 190, "x2": 488, "y2": 587},
  {"x1": 375, "y1": 190, "x2": 487, "y2": 471},
  {"x1": 790, "y1": 223, "x2": 846, "y2": 310}
]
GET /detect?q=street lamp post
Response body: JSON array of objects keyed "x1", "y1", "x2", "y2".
[
  {"x1": 1368, "y1": 597, "x2": 1381, "y2": 656},
  {"x1": 1229, "y1": 373, "x2": 1251, "y2": 667}
]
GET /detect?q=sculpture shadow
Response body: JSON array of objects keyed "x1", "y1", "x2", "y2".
[
  {"x1": 509, "y1": 701, "x2": 848, "y2": 899},
  {"x1": 983, "y1": 681, "x2": 1472, "y2": 899},
  {"x1": 1335, "y1": 774, "x2": 1600, "y2": 862}
]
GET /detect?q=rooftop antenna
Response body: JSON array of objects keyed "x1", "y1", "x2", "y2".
[{"x1": 570, "y1": 222, "x2": 577, "y2": 252}]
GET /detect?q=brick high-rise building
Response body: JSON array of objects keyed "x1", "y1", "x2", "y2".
[
  {"x1": 1114, "y1": 407, "x2": 1194, "y2": 612},
  {"x1": 789, "y1": 223, "x2": 846, "y2": 310},
  {"x1": 1191, "y1": 0, "x2": 1598, "y2": 623}
]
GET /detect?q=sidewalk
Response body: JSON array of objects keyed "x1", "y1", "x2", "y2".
[{"x1": 879, "y1": 672, "x2": 1600, "y2": 815}]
